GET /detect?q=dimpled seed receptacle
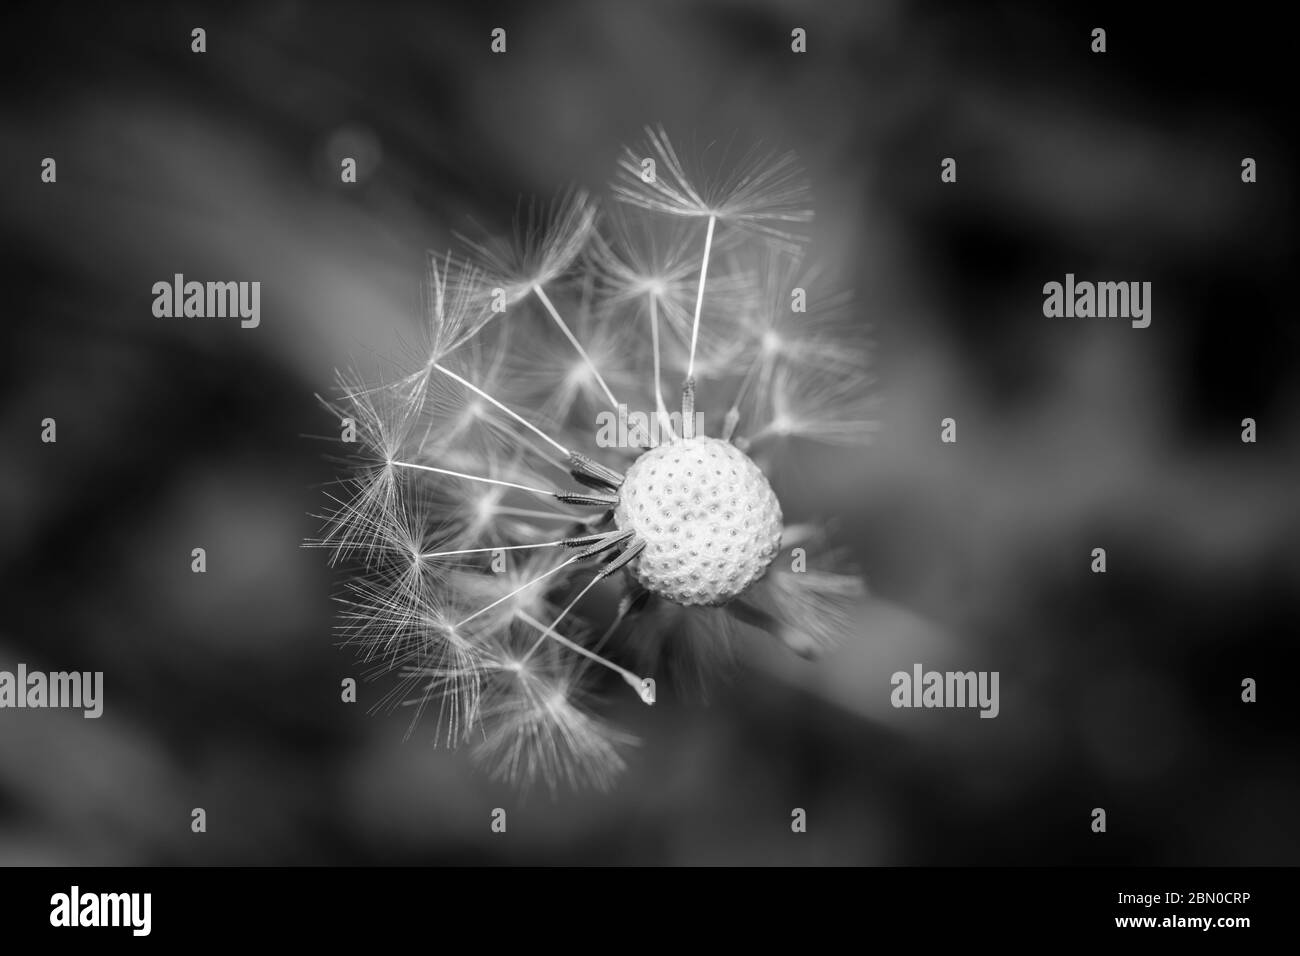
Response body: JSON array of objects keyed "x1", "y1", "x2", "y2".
[{"x1": 614, "y1": 436, "x2": 783, "y2": 606}]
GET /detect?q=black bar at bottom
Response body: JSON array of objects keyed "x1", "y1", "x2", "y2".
[{"x1": 1, "y1": 866, "x2": 1293, "y2": 943}]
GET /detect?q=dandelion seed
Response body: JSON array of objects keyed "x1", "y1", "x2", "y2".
[
  {"x1": 613, "y1": 125, "x2": 814, "y2": 250},
  {"x1": 314, "y1": 128, "x2": 874, "y2": 792},
  {"x1": 417, "y1": 251, "x2": 495, "y2": 362},
  {"x1": 472, "y1": 632, "x2": 636, "y2": 793},
  {"x1": 460, "y1": 187, "x2": 598, "y2": 305},
  {"x1": 461, "y1": 188, "x2": 621, "y2": 410},
  {"x1": 746, "y1": 365, "x2": 880, "y2": 448},
  {"x1": 588, "y1": 211, "x2": 708, "y2": 337}
]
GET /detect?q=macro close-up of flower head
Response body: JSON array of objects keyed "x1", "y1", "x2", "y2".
[
  {"x1": 312, "y1": 126, "x2": 875, "y2": 793},
  {"x1": 6, "y1": 0, "x2": 1297, "y2": 885}
]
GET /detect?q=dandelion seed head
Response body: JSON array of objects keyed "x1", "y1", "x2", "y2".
[{"x1": 314, "y1": 126, "x2": 874, "y2": 790}]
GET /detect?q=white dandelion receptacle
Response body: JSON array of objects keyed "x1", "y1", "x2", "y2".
[{"x1": 614, "y1": 436, "x2": 783, "y2": 607}]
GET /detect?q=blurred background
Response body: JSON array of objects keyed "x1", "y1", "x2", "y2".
[{"x1": 1, "y1": 0, "x2": 1297, "y2": 865}]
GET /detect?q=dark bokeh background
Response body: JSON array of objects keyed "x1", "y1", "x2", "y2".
[{"x1": 2, "y1": 1, "x2": 1297, "y2": 864}]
